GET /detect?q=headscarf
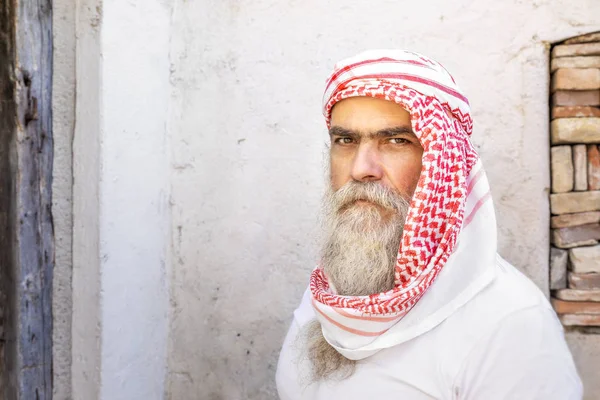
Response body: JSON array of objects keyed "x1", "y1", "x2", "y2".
[{"x1": 310, "y1": 50, "x2": 498, "y2": 360}]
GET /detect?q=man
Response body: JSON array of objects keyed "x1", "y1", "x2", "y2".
[{"x1": 276, "y1": 50, "x2": 582, "y2": 399}]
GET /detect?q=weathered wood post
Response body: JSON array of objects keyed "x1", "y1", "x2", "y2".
[{"x1": 0, "y1": 0, "x2": 53, "y2": 398}]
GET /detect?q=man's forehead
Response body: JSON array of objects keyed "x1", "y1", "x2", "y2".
[
  {"x1": 329, "y1": 97, "x2": 414, "y2": 137},
  {"x1": 331, "y1": 96, "x2": 410, "y2": 112}
]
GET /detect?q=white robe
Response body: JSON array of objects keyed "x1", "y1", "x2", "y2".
[{"x1": 276, "y1": 257, "x2": 583, "y2": 400}]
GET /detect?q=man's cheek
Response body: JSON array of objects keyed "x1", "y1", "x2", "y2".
[{"x1": 330, "y1": 167, "x2": 349, "y2": 191}]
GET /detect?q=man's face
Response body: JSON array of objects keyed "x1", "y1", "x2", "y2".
[
  {"x1": 320, "y1": 97, "x2": 424, "y2": 297},
  {"x1": 329, "y1": 96, "x2": 424, "y2": 201}
]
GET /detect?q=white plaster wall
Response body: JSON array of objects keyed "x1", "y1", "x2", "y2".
[
  {"x1": 97, "y1": 0, "x2": 172, "y2": 398},
  {"x1": 52, "y1": 0, "x2": 75, "y2": 398},
  {"x1": 70, "y1": 0, "x2": 172, "y2": 399},
  {"x1": 166, "y1": 1, "x2": 600, "y2": 399},
  {"x1": 567, "y1": 331, "x2": 600, "y2": 400},
  {"x1": 52, "y1": 0, "x2": 600, "y2": 398},
  {"x1": 71, "y1": 0, "x2": 102, "y2": 398}
]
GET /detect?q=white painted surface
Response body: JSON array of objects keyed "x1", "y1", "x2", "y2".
[
  {"x1": 55, "y1": 0, "x2": 600, "y2": 399},
  {"x1": 70, "y1": 0, "x2": 172, "y2": 399},
  {"x1": 98, "y1": 0, "x2": 172, "y2": 398},
  {"x1": 71, "y1": 0, "x2": 102, "y2": 398}
]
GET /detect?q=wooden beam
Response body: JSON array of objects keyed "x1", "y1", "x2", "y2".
[
  {"x1": 13, "y1": 0, "x2": 53, "y2": 398},
  {"x1": 0, "y1": 0, "x2": 18, "y2": 398}
]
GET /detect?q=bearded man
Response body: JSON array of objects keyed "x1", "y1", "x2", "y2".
[{"x1": 276, "y1": 50, "x2": 582, "y2": 399}]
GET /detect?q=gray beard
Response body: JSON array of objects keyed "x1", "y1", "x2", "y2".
[
  {"x1": 305, "y1": 181, "x2": 410, "y2": 382},
  {"x1": 321, "y1": 181, "x2": 410, "y2": 296}
]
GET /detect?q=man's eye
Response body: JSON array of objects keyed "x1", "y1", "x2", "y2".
[
  {"x1": 388, "y1": 138, "x2": 409, "y2": 145},
  {"x1": 334, "y1": 137, "x2": 354, "y2": 145}
]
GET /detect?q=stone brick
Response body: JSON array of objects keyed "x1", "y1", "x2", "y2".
[
  {"x1": 552, "y1": 224, "x2": 600, "y2": 248},
  {"x1": 552, "y1": 42, "x2": 600, "y2": 58},
  {"x1": 551, "y1": 211, "x2": 600, "y2": 228},
  {"x1": 551, "y1": 145, "x2": 573, "y2": 192},
  {"x1": 564, "y1": 32, "x2": 600, "y2": 45},
  {"x1": 559, "y1": 314, "x2": 600, "y2": 326},
  {"x1": 551, "y1": 248, "x2": 568, "y2": 289},
  {"x1": 569, "y1": 245, "x2": 600, "y2": 273},
  {"x1": 573, "y1": 144, "x2": 588, "y2": 191},
  {"x1": 551, "y1": 118, "x2": 600, "y2": 144},
  {"x1": 554, "y1": 288, "x2": 600, "y2": 301},
  {"x1": 552, "y1": 106, "x2": 600, "y2": 119},
  {"x1": 552, "y1": 68, "x2": 600, "y2": 91},
  {"x1": 589, "y1": 145, "x2": 600, "y2": 190},
  {"x1": 552, "y1": 298, "x2": 600, "y2": 314},
  {"x1": 551, "y1": 56, "x2": 600, "y2": 72},
  {"x1": 552, "y1": 90, "x2": 600, "y2": 107},
  {"x1": 550, "y1": 191, "x2": 600, "y2": 214},
  {"x1": 569, "y1": 272, "x2": 600, "y2": 290}
]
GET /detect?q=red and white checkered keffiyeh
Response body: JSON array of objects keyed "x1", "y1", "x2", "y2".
[{"x1": 310, "y1": 50, "x2": 498, "y2": 360}]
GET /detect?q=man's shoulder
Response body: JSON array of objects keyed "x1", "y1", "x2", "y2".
[
  {"x1": 449, "y1": 258, "x2": 582, "y2": 398},
  {"x1": 436, "y1": 255, "x2": 558, "y2": 359},
  {"x1": 431, "y1": 257, "x2": 575, "y2": 388},
  {"x1": 455, "y1": 255, "x2": 552, "y2": 327}
]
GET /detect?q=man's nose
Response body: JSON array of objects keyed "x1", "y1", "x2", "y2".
[{"x1": 351, "y1": 143, "x2": 383, "y2": 182}]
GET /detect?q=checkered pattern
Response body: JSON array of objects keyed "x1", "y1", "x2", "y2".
[{"x1": 310, "y1": 50, "x2": 480, "y2": 340}]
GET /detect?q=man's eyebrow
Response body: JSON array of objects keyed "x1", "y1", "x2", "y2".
[
  {"x1": 328, "y1": 125, "x2": 415, "y2": 139},
  {"x1": 328, "y1": 126, "x2": 359, "y2": 138},
  {"x1": 371, "y1": 126, "x2": 414, "y2": 138}
]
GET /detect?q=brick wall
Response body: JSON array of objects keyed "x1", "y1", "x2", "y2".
[{"x1": 549, "y1": 32, "x2": 600, "y2": 327}]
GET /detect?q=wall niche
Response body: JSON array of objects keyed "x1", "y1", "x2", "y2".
[{"x1": 549, "y1": 32, "x2": 600, "y2": 327}]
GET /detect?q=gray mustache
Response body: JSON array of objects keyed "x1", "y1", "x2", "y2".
[{"x1": 331, "y1": 181, "x2": 410, "y2": 212}]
